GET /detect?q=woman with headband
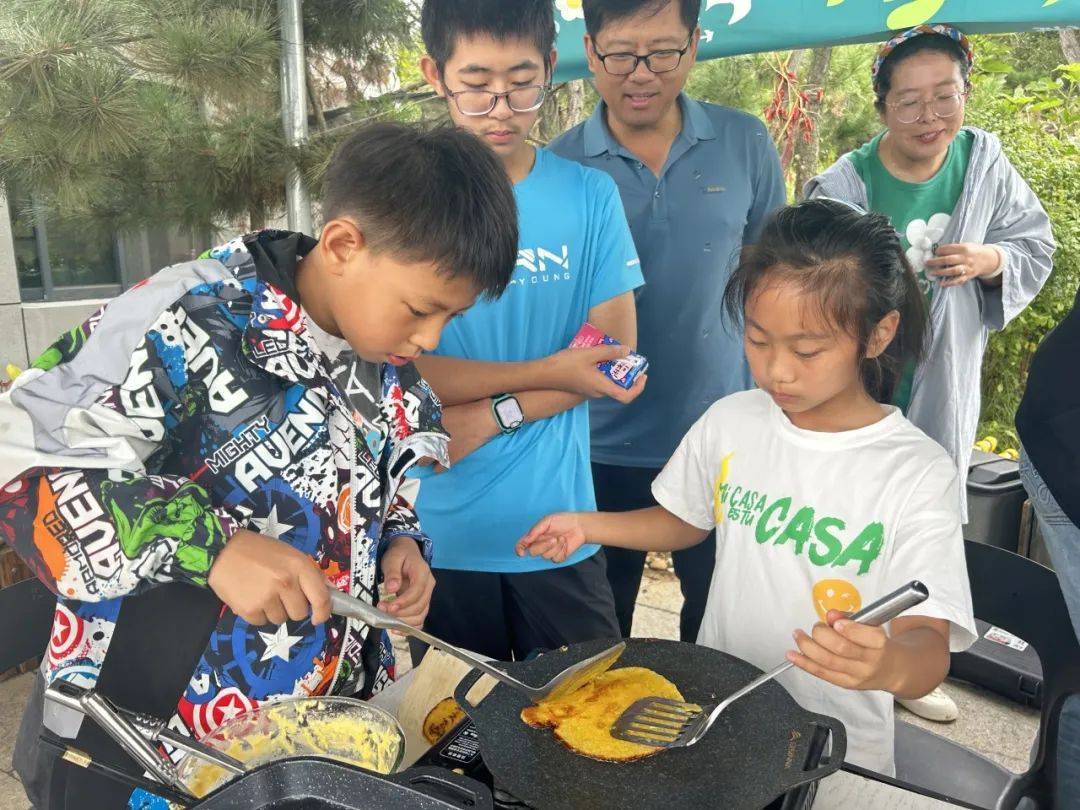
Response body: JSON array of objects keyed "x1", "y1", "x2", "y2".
[{"x1": 806, "y1": 23, "x2": 1055, "y2": 724}]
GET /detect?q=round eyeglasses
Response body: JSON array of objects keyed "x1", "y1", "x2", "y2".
[
  {"x1": 445, "y1": 84, "x2": 548, "y2": 117},
  {"x1": 886, "y1": 91, "x2": 967, "y2": 125},
  {"x1": 592, "y1": 33, "x2": 694, "y2": 76}
]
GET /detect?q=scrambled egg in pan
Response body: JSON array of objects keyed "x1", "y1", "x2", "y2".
[
  {"x1": 182, "y1": 700, "x2": 402, "y2": 798},
  {"x1": 521, "y1": 667, "x2": 688, "y2": 762}
]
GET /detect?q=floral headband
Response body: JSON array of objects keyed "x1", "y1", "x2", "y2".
[{"x1": 871, "y1": 24, "x2": 974, "y2": 93}]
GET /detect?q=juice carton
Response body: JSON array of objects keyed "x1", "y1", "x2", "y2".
[{"x1": 569, "y1": 323, "x2": 648, "y2": 390}]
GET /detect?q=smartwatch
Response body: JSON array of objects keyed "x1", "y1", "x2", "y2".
[{"x1": 491, "y1": 393, "x2": 524, "y2": 435}]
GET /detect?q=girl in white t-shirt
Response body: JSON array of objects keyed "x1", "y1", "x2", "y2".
[{"x1": 516, "y1": 199, "x2": 976, "y2": 776}]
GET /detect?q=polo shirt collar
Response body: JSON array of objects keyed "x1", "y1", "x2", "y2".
[{"x1": 582, "y1": 93, "x2": 716, "y2": 158}]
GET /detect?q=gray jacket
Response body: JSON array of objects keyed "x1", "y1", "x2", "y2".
[{"x1": 805, "y1": 127, "x2": 1056, "y2": 518}]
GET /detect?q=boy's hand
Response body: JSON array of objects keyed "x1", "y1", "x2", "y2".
[
  {"x1": 786, "y1": 610, "x2": 894, "y2": 691},
  {"x1": 516, "y1": 513, "x2": 587, "y2": 563},
  {"x1": 208, "y1": 529, "x2": 331, "y2": 627},
  {"x1": 379, "y1": 536, "x2": 435, "y2": 627},
  {"x1": 542, "y1": 345, "x2": 647, "y2": 404},
  {"x1": 441, "y1": 400, "x2": 500, "y2": 467}
]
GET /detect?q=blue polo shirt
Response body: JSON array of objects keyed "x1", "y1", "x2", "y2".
[
  {"x1": 414, "y1": 148, "x2": 643, "y2": 572},
  {"x1": 549, "y1": 94, "x2": 786, "y2": 468}
]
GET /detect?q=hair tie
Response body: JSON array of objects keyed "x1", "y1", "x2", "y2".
[{"x1": 872, "y1": 24, "x2": 974, "y2": 93}]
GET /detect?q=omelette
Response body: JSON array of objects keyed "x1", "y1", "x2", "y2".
[{"x1": 521, "y1": 667, "x2": 690, "y2": 762}]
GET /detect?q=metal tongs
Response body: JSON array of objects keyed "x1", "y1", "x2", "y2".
[
  {"x1": 329, "y1": 587, "x2": 625, "y2": 703},
  {"x1": 43, "y1": 680, "x2": 246, "y2": 797},
  {"x1": 611, "y1": 580, "x2": 931, "y2": 748}
]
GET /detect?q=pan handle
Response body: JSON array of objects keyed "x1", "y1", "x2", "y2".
[
  {"x1": 453, "y1": 667, "x2": 486, "y2": 709},
  {"x1": 794, "y1": 713, "x2": 847, "y2": 785}
]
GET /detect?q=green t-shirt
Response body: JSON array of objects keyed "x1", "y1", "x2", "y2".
[{"x1": 848, "y1": 129, "x2": 974, "y2": 412}]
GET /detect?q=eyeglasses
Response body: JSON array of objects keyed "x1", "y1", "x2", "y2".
[
  {"x1": 445, "y1": 84, "x2": 548, "y2": 116},
  {"x1": 592, "y1": 33, "x2": 695, "y2": 76},
  {"x1": 886, "y1": 91, "x2": 967, "y2": 125}
]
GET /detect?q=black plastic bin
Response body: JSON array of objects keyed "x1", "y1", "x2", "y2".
[
  {"x1": 951, "y1": 451, "x2": 1044, "y2": 705},
  {"x1": 1019, "y1": 499, "x2": 1055, "y2": 571},
  {"x1": 964, "y1": 449, "x2": 1026, "y2": 552}
]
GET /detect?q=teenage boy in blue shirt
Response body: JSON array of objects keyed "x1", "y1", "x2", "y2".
[
  {"x1": 550, "y1": 0, "x2": 785, "y2": 642},
  {"x1": 411, "y1": 0, "x2": 646, "y2": 662}
]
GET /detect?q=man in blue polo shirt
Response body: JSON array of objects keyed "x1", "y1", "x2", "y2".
[
  {"x1": 409, "y1": 0, "x2": 645, "y2": 662},
  {"x1": 550, "y1": 0, "x2": 785, "y2": 642}
]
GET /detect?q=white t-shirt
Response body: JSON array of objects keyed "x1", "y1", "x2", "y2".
[{"x1": 652, "y1": 389, "x2": 977, "y2": 776}]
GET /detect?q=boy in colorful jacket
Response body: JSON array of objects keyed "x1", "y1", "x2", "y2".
[{"x1": 0, "y1": 123, "x2": 518, "y2": 808}]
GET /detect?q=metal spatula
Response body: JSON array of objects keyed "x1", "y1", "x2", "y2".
[
  {"x1": 328, "y1": 587, "x2": 625, "y2": 703},
  {"x1": 611, "y1": 580, "x2": 930, "y2": 748}
]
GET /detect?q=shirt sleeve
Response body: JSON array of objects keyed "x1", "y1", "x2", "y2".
[
  {"x1": 977, "y1": 154, "x2": 1055, "y2": 332},
  {"x1": 586, "y1": 172, "x2": 644, "y2": 309},
  {"x1": 651, "y1": 408, "x2": 719, "y2": 532},
  {"x1": 885, "y1": 455, "x2": 977, "y2": 652},
  {"x1": 743, "y1": 121, "x2": 787, "y2": 245},
  {"x1": 0, "y1": 305, "x2": 240, "y2": 600}
]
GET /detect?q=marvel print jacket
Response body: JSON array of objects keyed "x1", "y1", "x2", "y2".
[{"x1": 0, "y1": 230, "x2": 447, "y2": 735}]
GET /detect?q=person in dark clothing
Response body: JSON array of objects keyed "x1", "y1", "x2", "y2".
[{"x1": 1016, "y1": 283, "x2": 1080, "y2": 807}]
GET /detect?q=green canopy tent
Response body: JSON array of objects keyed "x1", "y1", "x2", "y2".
[{"x1": 551, "y1": 0, "x2": 1080, "y2": 82}]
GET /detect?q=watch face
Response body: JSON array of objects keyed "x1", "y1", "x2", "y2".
[{"x1": 495, "y1": 396, "x2": 524, "y2": 428}]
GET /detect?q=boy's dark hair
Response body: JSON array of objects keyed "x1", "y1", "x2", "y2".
[
  {"x1": 723, "y1": 199, "x2": 929, "y2": 404},
  {"x1": 874, "y1": 34, "x2": 971, "y2": 111},
  {"x1": 582, "y1": 0, "x2": 700, "y2": 41},
  {"x1": 322, "y1": 122, "x2": 518, "y2": 300},
  {"x1": 421, "y1": 0, "x2": 556, "y2": 74}
]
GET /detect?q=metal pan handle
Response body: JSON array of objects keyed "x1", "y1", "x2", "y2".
[{"x1": 848, "y1": 580, "x2": 929, "y2": 626}]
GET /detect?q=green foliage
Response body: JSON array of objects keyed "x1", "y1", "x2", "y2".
[
  {"x1": 0, "y1": 0, "x2": 411, "y2": 231},
  {"x1": 965, "y1": 65, "x2": 1080, "y2": 449}
]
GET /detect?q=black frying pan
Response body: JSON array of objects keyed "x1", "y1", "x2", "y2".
[{"x1": 454, "y1": 638, "x2": 845, "y2": 810}]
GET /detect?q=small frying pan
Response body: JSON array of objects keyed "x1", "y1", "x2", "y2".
[{"x1": 454, "y1": 638, "x2": 844, "y2": 810}]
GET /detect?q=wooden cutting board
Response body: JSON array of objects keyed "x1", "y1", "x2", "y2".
[{"x1": 397, "y1": 648, "x2": 497, "y2": 767}]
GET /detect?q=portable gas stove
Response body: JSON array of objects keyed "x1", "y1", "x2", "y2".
[{"x1": 412, "y1": 716, "x2": 825, "y2": 810}]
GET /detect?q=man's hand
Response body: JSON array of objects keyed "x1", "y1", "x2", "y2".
[
  {"x1": 540, "y1": 345, "x2": 647, "y2": 404},
  {"x1": 441, "y1": 399, "x2": 500, "y2": 467},
  {"x1": 516, "y1": 512, "x2": 588, "y2": 563},
  {"x1": 926, "y1": 243, "x2": 1002, "y2": 288},
  {"x1": 379, "y1": 535, "x2": 435, "y2": 627},
  {"x1": 208, "y1": 529, "x2": 331, "y2": 626}
]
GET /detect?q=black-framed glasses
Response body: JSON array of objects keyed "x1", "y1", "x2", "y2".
[
  {"x1": 592, "y1": 33, "x2": 695, "y2": 76},
  {"x1": 886, "y1": 91, "x2": 968, "y2": 125},
  {"x1": 445, "y1": 84, "x2": 548, "y2": 116}
]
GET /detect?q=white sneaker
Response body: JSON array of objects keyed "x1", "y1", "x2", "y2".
[{"x1": 897, "y1": 686, "x2": 959, "y2": 722}]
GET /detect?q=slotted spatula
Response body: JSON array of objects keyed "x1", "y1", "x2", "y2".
[
  {"x1": 328, "y1": 587, "x2": 625, "y2": 703},
  {"x1": 611, "y1": 580, "x2": 930, "y2": 748}
]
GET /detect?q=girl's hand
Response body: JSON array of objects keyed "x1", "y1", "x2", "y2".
[
  {"x1": 925, "y1": 243, "x2": 1002, "y2": 287},
  {"x1": 786, "y1": 610, "x2": 895, "y2": 692},
  {"x1": 516, "y1": 513, "x2": 587, "y2": 563}
]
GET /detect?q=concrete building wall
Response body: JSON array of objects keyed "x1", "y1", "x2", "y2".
[
  {"x1": 0, "y1": 192, "x2": 29, "y2": 368},
  {"x1": 21, "y1": 300, "x2": 108, "y2": 363},
  {"x1": 0, "y1": 189, "x2": 210, "y2": 373}
]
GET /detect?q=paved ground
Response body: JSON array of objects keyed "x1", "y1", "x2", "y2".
[{"x1": 0, "y1": 568, "x2": 1040, "y2": 806}]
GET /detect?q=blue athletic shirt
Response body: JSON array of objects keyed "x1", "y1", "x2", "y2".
[{"x1": 413, "y1": 147, "x2": 643, "y2": 572}]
